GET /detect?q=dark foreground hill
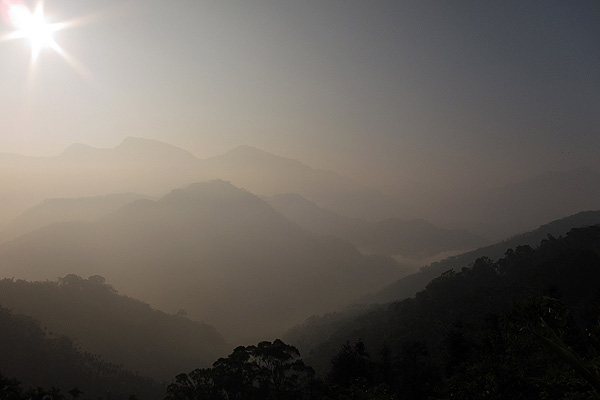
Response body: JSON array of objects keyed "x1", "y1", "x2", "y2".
[
  {"x1": 284, "y1": 211, "x2": 600, "y2": 358},
  {"x1": 0, "y1": 275, "x2": 227, "y2": 381},
  {"x1": 285, "y1": 225, "x2": 600, "y2": 399},
  {"x1": 0, "y1": 180, "x2": 402, "y2": 341},
  {"x1": 0, "y1": 304, "x2": 163, "y2": 399}
]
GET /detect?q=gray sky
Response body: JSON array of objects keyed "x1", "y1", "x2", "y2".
[{"x1": 0, "y1": 0, "x2": 598, "y2": 188}]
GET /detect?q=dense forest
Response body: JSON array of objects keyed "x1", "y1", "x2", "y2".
[
  {"x1": 367, "y1": 210, "x2": 600, "y2": 304},
  {"x1": 3, "y1": 224, "x2": 599, "y2": 399},
  {"x1": 286, "y1": 225, "x2": 600, "y2": 399},
  {"x1": 0, "y1": 275, "x2": 227, "y2": 380},
  {"x1": 0, "y1": 305, "x2": 163, "y2": 399},
  {"x1": 160, "y1": 224, "x2": 600, "y2": 399}
]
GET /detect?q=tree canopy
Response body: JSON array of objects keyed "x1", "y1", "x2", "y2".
[{"x1": 165, "y1": 339, "x2": 315, "y2": 400}]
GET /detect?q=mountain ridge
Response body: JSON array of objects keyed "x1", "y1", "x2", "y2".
[
  {"x1": 59, "y1": 136, "x2": 199, "y2": 163},
  {"x1": 266, "y1": 192, "x2": 487, "y2": 259},
  {"x1": 2, "y1": 137, "x2": 598, "y2": 242},
  {"x1": 0, "y1": 192, "x2": 149, "y2": 244},
  {"x1": 0, "y1": 275, "x2": 227, "y2": 381},
  {"x1": 368, "y1": 209, "x2": 600, "y2": 304},
  {"x1": 0, "y1": 180, "x2": 403, "y2": 341}
]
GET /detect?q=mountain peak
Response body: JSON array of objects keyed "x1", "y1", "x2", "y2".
[
  {"x1": 213, "y1": 145, "x2": 307, "y2": 169},
  {"x1": 116, "y1": 137, "x2": 198, "y2": 162},
  {"x1": 60, "y1": 143, "x2": 99, "y2": 158},
  {"x1": 59, "y1": 137, "x2": 198, "y2": 163},
  {"x1": 160, "y1": 180, "x2": 266, "y2": 210},
  {"x1": 227, "y1": 144, "x2": 273, "y2": 155}
]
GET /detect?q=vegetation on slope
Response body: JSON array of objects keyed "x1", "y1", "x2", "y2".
[
  {"x1": 4, "y1": 219, "x2": 600, "y2": 399},
  {"x1": 284, "y1": 225, "x2": 600, "y2": 399},
  {"x1": 0, "y1": 180, "x2": 401, "y2": 340},
  {"x1": 0, "y1": 274, "x2": 228, "y2": 380},
  {"x1": 0, "y1": 305, "x2": 162, "y2": 399},
  {"x1": 369, "y1": 210, "x2": 600, "y2": 304}
]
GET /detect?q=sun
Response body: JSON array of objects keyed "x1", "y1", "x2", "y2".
[
  {"x1": 3, "y1": 0, "x2": 65, "y2": 60},
  {"x1": 1, "y1": 0, "x2": 95, "y2": 84}
]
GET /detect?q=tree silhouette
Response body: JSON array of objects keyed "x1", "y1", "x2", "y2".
[
  {"x1": 328, "y1": 340, "x2": 371, "y2": 387},
  {"x1": 166, "y1": 340, "x2": 314, "y2": 400}
]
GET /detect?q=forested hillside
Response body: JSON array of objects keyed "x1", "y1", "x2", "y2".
[
  {"x1": 0, "y1": 275, "x2": 228, "y2": 380},
  {"x1": 0, "y1": 305, "x2": 163, "y2": 399},
  {"x1": 0, "y1": 180, "x2": 401, "y2": 340},
  {"x1": 4, "y1": 225, "x2": 600, "y2": 399},
  {"x1": 284, "y1": 225, "x2": 600, "y2": 399},
  {"x1": 369, "y1": 210, "x2": 600, "y2": 304}
]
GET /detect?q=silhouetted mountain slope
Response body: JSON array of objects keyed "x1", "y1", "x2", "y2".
[
  {"x1": 0, "y1": 140, "x2": 413, "y2": 234},
  {"x1": 0, "y1": 137, "x2": 209, "y2": 227},
  {"x1": 284, "y1": 212, "x2": 600, "y2": 366},
  {"x1": 368, "y1": 210, "x2": 600, "y2": 304},
  {"x1": 0, "y1": 304, "x2": 163, "y2": 399},
  {"x1": 3, "y1": 138, "x2": 598, "y2": 244},
  {"x1": 0, "y1": 180, "x2": 402, "y2": 341},
  {"x1": 203, "y1": 145, "x2": 354, "y2": 198},
  {"x1": 203, "y1": 145, "x2": 413, "y2": 220},
  {"x1": 286, "y1": 225, "x2": 600, "y2": 394},
  {"x1": 0, "y1": 275, "x2": 227, "y2": 381},
  {"x1": 60, "y1": 136, "x2": 199, "y2": 163},
  {"x1": 0, "y1": 193, "x2": 148, "y2": 244},
  {"x1": 267, "y1": 193, "x2": 487, "y2": 258},
  {"x1": 266, "y1": 193, "x2": 364, "y2": 235}
]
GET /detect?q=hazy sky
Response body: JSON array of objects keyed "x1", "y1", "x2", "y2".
[{"x1": 0, "y1": 0, "x2": 598, "y2": 188}]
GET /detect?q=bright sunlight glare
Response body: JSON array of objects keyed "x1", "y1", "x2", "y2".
[
  {"x1": 5, "y1": 1, "x2": 64, "y2": 60},
  {"x1": 1, "y1": 0, "x2": 96, "y2": 89}
]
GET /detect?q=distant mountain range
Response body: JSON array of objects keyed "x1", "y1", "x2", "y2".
[
  {"x1": 0, "y1": 137, "x2": 407, "y2": 228},
  {"x1": 0, "y1": 180, "x2": 402, "y2": 341},
  {"x1": 0, "y1": 137, "x2": 207, "y2": 226},
  {"x1": 59, "y1": 136, "x2": 199, "y2": 163},
  {"x1": 202, "y1": 145, "x2": 412, "y2": 220},
  {"x1": 1, "y1": 137, "x2": 599, "y2": 242},
  {"x1": 0, "y1": 192, "x2": 148, "y2": 244},
  {"x1": 1, "y1": 189, "x2": 486, "y2": 263},
  {"x1": 266, "y1": 193, "x2": 487, "y2": 258}
]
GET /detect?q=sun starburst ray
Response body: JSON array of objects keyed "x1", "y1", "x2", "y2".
[
  {"x1": 2, "y1": 1, "x2": 67, "y2": 61},
  {"x1": 0, "y1": 0, "x2": 99, "y2": 88}
]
